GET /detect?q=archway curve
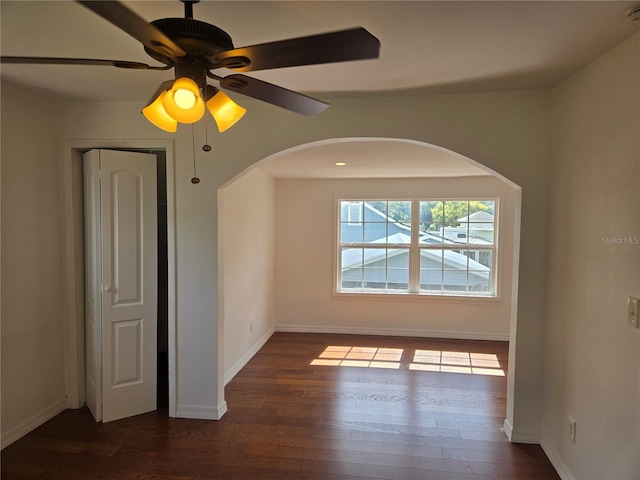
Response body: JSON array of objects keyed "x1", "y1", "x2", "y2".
[
  {"x1": 219, "y1": 136, "x2": 522, "y2": 438},
  {"x1": 221, "y1": 137, "x2": 521, "y2": 190}
]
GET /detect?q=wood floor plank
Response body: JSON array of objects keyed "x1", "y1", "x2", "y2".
[{"x1": 1, "y1": 333, "x2": 559, "y2": 480}]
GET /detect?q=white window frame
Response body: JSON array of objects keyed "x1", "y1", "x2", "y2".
[{"x1": 336, "y1": 198, "x2": 498, "y2": 297}]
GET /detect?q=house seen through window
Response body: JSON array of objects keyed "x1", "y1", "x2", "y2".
[{"x1": 338, "y1": 199, "x2": 497, "y2": 296}]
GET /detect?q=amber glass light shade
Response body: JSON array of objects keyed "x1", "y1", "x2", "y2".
[
  {"x1": 206, "y1": 90, "x2": 246, "y2": 132},
  {"x1": 142, "y1": 91, "x2": 177, "y2": 133},
  {"x1": 162, "y1": 77, "x2": 205, "y2": 124}
]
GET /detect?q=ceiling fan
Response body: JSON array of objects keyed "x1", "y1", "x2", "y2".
[{"x1": 1, "y1": 0, "x2": 380, "y2": 132}]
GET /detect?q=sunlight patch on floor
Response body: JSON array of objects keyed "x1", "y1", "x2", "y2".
[
  {"x1": 311, "y1": 346, "x2": 505, "y2": 376},
  {"x1": 410, "y1": 349, "x2": 505, "y2": 376},
  {"x1": 311, "y1": 346, "x2": 402, "y2": 369}
]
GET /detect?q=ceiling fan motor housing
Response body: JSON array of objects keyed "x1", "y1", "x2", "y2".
[{"x1": 145, "y1": 18, "x2": 235, "y2": 67}]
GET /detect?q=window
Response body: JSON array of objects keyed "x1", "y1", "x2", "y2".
[{"x1": 337, "y1": 199, "x2": 497, "y2": 296}]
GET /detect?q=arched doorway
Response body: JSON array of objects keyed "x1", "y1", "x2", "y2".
[{"x1": 219, "y1": 137, "x2": 522, "y2": 432}]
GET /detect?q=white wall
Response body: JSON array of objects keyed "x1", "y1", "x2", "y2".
[
  {"x1": 542, "y1": 33, "x2": 640, "y2": 479},
  {"x1": 1, "y1": 84, "x2": 68, "y2": 446},
  {"x1": 220, "y1": 168, "x2": 276, "y2": 383},
  {"x1": 274, "y1": 175, "x2": 518, "y2": 340}
]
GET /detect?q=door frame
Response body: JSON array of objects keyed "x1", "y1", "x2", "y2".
[{"x1": 61, "y1": 139, "x2": 177, "y2": 417}]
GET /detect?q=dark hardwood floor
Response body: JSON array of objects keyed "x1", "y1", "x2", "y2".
[{"x1": 1, "y1": 332, "x2": 559, "y2": 479}]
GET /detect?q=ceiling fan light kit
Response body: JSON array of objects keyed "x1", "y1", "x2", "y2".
[
  {"x1": 1, "y1": 0, "x2": 380, "y2": 134},
  {"x1": 142, "y1": 61, "x2": 247, "y2": 133}
]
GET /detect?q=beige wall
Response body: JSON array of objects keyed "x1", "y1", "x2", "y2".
[
  {"x1": 274, "y1": 175, "x2": 518, "y2": 340},
  {"x1": 1, "y1": 84, "x2": 68, "y2": 446},
  {"x1": 543, "y1": 33, "x2": 640, "y2": 478},
  {"x1": 220, "y1": 168, "x2": 276, "y2": 383}
]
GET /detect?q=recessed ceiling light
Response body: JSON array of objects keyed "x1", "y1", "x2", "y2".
[{"x1": 335, "y1": 162, "x2": 347, "y2": 166}]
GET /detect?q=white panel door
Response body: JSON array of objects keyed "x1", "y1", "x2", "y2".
[{"x1": 84, "y1": 149, "x2": 158, "y2": 423}]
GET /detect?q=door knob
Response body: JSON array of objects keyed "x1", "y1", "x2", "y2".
[{"x1": 104, "y1": 285, "x2": 111, "y2": 292}]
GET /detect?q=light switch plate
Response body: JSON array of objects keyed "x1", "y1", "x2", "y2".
[{"x1": 628, "y1": 296, "x2": 639, "y2": 328}]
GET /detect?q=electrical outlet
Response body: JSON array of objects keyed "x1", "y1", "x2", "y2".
[
  {"x1": 568, "y1": 417, "x2": 576, "y2": 444},
  {"x1": 249, "y1": 320, "x2": 254, "y2": 332},
  {"x1": 628, "y1": 297, "x2": 639, "y2": 328}
]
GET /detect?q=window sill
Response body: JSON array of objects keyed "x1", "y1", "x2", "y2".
[{"x1": 332, "y1": 290, "x2": 503, "y2": 305}]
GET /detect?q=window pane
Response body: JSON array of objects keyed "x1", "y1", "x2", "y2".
[
  {"x1": 387, "y1": 272, "x2": 408, "y2": 290},
  {"x1": 477, "y1": 250, "x2": 493, "y2": 268},
  {"x1": 437, "y1": 202, "x2": 468, "y2": 244},
  {"x1": 388, "y1": 248, "x2": 409, "y2": 268},
  {"x1": 363, "y1": 221, "x2": 387, "y2": 243},
  {"x1": 387, "y1": 201, "x2": 411, "y2": 224},
  {"x1": 363, "y1": 266, "x2": 386, "y2": 288},
  {"x1": 468, "y1": 270, "x2": 491, "y2": 293},
  {"x1": 389, "y1": 215, "x2": 411, "y2": 242},
  {"x1": 420, "y1": 248, "x2": 444, "y2": 291},
  {"x1": 444, "y1": 201, "x2": 469, "y2": 228},
  {"x1": 443, "y1": 269, "x2": 469, "y2": 292},
  {"x1": 462, "y1": 201, "x2": 495, "y2": 244},
  {"x1": 469, "y1": 250, "x2": 492, "y2": 293},
  {"x1": 388, "y1": 248, "x2": 409, "y2": 290},
  {"x1": 361, "y1": 247, "x2": 385, "y2": 289},
  {"x1": 420, "y1": 202, "x2": 443, "y2": 244},
  {"x1": 341, "y1": 248, "x2": 363, "y2": 289},
  {"x1": 341, "y1": 222, "x2": 363, "y2": 243},
  {"x1": 423, "y1": 201, "x2": 443, "y2": 232},
  {"x1": 419, "y1": 201, "x2": 437, "y2": 230},
  {"x1": 341, "y1": 201, "x2": 362, "y2": 223},
  {"x1": 364, "y1": 201, "x2": 387, "y2": 221}
]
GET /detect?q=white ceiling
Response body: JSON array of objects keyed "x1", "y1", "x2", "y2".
[
  {"x1": 1, "y1": 1, "x2": 637, "y2": 102},
  {"x1": 1, "y1": 1, "x2": 638, "y2": 179}
]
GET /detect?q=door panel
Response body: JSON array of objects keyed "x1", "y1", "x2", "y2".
[
  {"x1": 111, "y1": 172, "x2": 143, "y2": 305},
  {"x1": 112, "y1": 319, "x2": 143, "y2": 386},
  {"x1": 101, "y1": 149, "x2": 157, "y2": 423},
  {"x1": 84, "y1": 149, "x2": 158, "y2": 423}
]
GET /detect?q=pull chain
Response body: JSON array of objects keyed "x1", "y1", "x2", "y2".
[
  {"x1": 203, "y1": 105, "x2": 212, "y2": 152},
  {"x1": 190, "y1": 124, "x2": 200, "y2": 184}
]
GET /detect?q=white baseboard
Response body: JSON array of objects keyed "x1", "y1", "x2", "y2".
[
  {"x1": 503, "y1": 418, "x2": 514, "y2": 441},
  {"x1": 1, "y1": 397, "x2": 68, "y2": 449},
  {"x1": 275, "y1": 324, "x2": 509, "y2": 342},
  {"x1": 224, "y1": 327, "x2": 275, "y2": 385},
  {"x1": 541, "y1": 436, "x2": 575, "y2": 480},
  {"x1": 175, "y1": 401, "x2": 227, "y2": 420},
  {"x1": 502, "y1": 418, "x2": 541, "y2": 444}
]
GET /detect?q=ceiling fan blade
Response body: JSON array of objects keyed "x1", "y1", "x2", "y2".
[
  {"x1": 77, "y1": 1, "x2": 186, "y2": 61},
  {"x1": 0, "y1": 56, "x2": 171, "y2": 70},
  {"x1": 216, "y1": 27, "x2": 380, "y2": 72},
  {"x1": 218, "y1": 74, "x2": 329, "y2": 116}
]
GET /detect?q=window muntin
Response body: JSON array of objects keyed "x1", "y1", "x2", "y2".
[{"x1": 338, "y1": 199, "x2": 497, "y2": 296}]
